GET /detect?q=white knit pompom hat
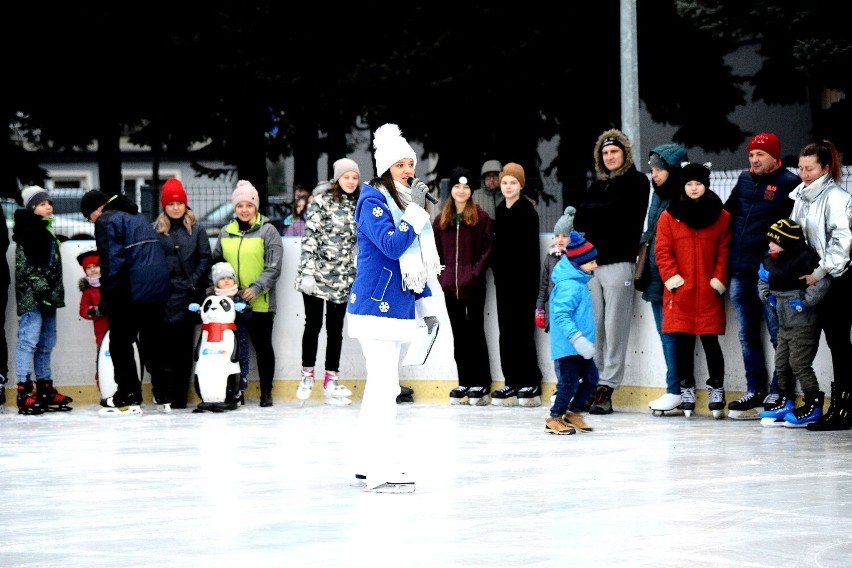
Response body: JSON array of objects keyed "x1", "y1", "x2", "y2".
[{"x1": 373, "y1": 123, "x2": 417, "y2": 176}]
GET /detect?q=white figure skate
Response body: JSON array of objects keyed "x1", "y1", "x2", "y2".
[
  {"x1": 649, "y1": 392, "x2": 682, "y2": 416},
  {"x1": 365, "y1": 473, "x2": 415, "y2": 494},
  {"x1": 296, "y1": 368, "x2": 314, "y2": 407}
]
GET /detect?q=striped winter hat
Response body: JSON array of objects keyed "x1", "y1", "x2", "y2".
[{"x1": 565, "y1": 230, "x2": 597, "y2": 266}]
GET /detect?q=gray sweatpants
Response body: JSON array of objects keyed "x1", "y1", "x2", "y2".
[{"x1": 588, "y1": 262, "x2": 635, "y2": 389}]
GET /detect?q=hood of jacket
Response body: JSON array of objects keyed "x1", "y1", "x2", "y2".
[{"x1": 594, "y1": 128, "x2": 635, "y2": 180}]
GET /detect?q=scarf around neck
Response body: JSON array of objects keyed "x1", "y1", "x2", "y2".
[{"x1": 383, "y1": 180, "x2": 443, "y2": 292}]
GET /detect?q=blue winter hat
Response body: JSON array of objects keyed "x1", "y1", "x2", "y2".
[
  {"x1": 565, "y1": 230, "x2": 597, "y2": 266},
  {"x1": 648, "y1": 144, "x2": 688, "y2": 171}
]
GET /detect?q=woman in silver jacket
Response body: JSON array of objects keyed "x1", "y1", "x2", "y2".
[{"x1": 789, "y1": 140, "x2": 852, "y2": 430}]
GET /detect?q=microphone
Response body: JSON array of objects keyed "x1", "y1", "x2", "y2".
[{"x1": 409, "y1": 177, "x2": 439, "y2": 204}]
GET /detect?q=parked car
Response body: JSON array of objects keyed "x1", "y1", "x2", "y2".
[{"x1": 199, "y1": 196, "x2": 292, "y2": 237}]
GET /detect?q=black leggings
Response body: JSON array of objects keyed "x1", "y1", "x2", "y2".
[
  {"x1": 301, "y1": 293, "x2": 347, "y2": 372},
  {"x1": 675, "y1": 333, "x2": 724, "y2": 390}
]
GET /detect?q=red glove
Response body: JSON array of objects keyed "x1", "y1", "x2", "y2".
[{"x1": 535, "y1": 309, "x2": 546, "y2": 330}]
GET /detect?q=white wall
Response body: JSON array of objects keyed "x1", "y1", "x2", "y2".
[{"x1": 6, "y1": 236, "x2": 832, "y2": 393}]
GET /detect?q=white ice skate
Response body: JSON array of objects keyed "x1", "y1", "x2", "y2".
[
  {"x1": 649, "y1": 392, "x2": 682, "y2": 416},
  {"x1": 680, "y1": 387, "x2": 696, "y2": 418},
  {"x1": 365, "y1": 473, "x2": 415, "y2": 494},
  {"x1": 98, "y1": 404, "x2": 142, "y2": 416},
  {"x1": 296, "y1": 368, "x2": 314, "y2": 407},
  {"x1": 323, "y1": 372, "x2": 352, "y2": 404},
  {"x1": 324, "y1": 395, "x2": 352, "y2": 406}
]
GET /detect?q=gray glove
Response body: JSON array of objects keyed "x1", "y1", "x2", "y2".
[
  {"x1": 299, "y1": 274, "x2": 316, "y2": 296},
  {"x1": 570, "y1": 333, "x2": 595, "y2": 359},
  {"x1": 424, "y1": 316, "x2": 439, "y2": 334},
  {"x1": 409, "y1": 178, "x2": 430, "y2": 206}
]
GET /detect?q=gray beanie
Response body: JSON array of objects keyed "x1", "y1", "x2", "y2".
[
  {"x1": 553, "y1": 206, "x2": 576, "y2": 235},
  {"x1": 481, "y1": 159, "x2": 502, "y2": 176},
  {"x1": 332, "y1": 158, "x2": 360, "y2": 183},
  {"x1": 22, "y1": 186, "x2": 51, "y2": 211},
  {"x1": 211, "y1": 261, "x2": 236, "y2": 286}
]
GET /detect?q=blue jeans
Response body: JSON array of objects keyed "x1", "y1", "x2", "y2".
[
  {"x1": 729, "y1": 273, "x2": 779, "y2": 394},
  {"x1": 650, "y1": 301, "x2": 679, "y2": 394},
  {"x1": 15, "y1": 309, "x2": 57, "y2": 381},
  {"x1": 550, "y1": 356, "x2": 600, "y2": 417}
]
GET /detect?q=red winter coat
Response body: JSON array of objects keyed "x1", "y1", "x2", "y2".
[{"x1": 655, "y1": 200, "x2": 732, "y2": 335}]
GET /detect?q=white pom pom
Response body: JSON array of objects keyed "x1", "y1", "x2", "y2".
[{"x1": 374, "y1": 123, "x2": 403, "y2": 149}]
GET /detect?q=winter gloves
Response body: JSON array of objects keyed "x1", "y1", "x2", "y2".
[
  {"x1": 409, "y1": 178, "x2": 430, "y2": 207},
  {"x1": 570, "y1": 332, "x2": 595, "y2": 359},
  {"x1": 535, "y1": 309, "x2": 546, "y2": 330},
  {"x1": 299, "y1": 274, "x2": 316, "y2": 296},
  {"x1": 424, "y1": 316, "x2": 439, "y2": 334}
]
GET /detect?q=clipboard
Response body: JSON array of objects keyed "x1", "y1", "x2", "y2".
[{"x1": 402, "y1": 321, "x2": 440, "y2": 366}]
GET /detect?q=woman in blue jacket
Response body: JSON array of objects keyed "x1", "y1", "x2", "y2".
[{"x1": 346, "y1": 124, "x2": 442, "y2": 493}]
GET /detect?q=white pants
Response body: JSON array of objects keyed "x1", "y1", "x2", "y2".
[{"x1": 354, "y1": 338, "x2": 406, "y2": 483}]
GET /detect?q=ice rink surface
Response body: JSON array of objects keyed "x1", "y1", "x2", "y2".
[{"x1": 1, "y1": 400, "x2": 851, "y2": 568}]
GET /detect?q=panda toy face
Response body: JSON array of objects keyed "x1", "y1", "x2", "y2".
[{"x1": 200, "y1": 296, "x2": 237, "y2": 325}]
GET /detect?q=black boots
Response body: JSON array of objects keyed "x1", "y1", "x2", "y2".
[
  {"x1": 807, "y1": 382, "x2": 851, "y2": 431},
  {"x1": 260, "y1": 387, "x2": 273, "y2": 407}
]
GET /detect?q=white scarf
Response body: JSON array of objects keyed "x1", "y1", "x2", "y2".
[
  {"x1": 383, "y1": 181, "x2": 443, "y2": 293},
  {"x1": 215, "y1": 284, "x2": 239, "y2": 297}
]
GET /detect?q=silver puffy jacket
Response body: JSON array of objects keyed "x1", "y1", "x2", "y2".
[{"x1": 789, "y1": 173, "x2": 852, "y2": 280}]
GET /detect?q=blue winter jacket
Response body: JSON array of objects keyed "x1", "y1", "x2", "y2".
[
  {"x1": 346, "y1": 183, "x2": 436, "y2": 341},
  {"x1": 95, "y1": 195, "x2": 170, "y2": 310},
  {"x1": 548, "y1": 256, "x2": 595, "y2": 360},
  {"x1": 724, "y1": 166, "x2": 800, "y2": 275}
]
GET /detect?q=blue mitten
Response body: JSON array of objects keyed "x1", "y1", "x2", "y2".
[
  {"x1": 766, "y1": 294, "x2": 777, "y2": 309},
  {"x1": 789, "y1": 298, "x2": 806, "y2": 313},
  {"x1": 758, "y1": 263, "x2": 769, "y2": 283}
]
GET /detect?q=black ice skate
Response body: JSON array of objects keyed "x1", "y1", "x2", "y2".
[
  {"x1": 727, "y1": 391, "x2": 764, "y2": 420},
  {"x1": 37, "y1": 378, "x2": 72, "y2": 411}
]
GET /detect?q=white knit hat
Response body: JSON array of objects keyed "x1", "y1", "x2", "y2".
[
  {"x1": 211, "y1": 261, "x2": 236, "y2": 286},
  {"x1": 332, "y1": 158, "x2": 360, "y2": 183},
  {"x1": 373, "y1": 124, "x2": 417, "y2": 176}
]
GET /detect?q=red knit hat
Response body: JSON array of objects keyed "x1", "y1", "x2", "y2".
[
  {"x1": 76, "y1": 250, "x2": 99, "y2": 268},
  {"x1": 161, "y1": 178, "x2": 188, "y2": 209},
  {"x1": 747, "y1": 133, "x2": 781, "y2": 160}
]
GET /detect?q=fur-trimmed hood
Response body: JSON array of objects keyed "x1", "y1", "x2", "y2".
[{"x1": 593, "y1": 128, "x2": 635, "y2": 180}]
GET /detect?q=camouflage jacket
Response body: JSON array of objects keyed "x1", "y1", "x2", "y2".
[{"x1": 294, "y1": 190, "x2": 358, "y2": 304}]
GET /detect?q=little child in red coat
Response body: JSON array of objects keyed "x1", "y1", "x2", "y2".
[{"x1": 77, "y1": 250, "x2": 108, "y2": 350}]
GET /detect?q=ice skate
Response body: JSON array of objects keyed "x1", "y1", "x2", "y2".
[
  {"x1": 350, "y1": 474, "x2": 367, "y2": 488},
  {"x1": 99, "y1": 394, "x2": 143, "y2": 417},
  {"x1": 365, "y1": 473, "x2": 415, "y2": 494},
  {"x1": 784, "y1": 391, "x2": 824, "y2": 428},
  {"x1": 322, "y1": 371, "x2": 352, "y2": 404},
  {"x1": 448, "y1": 386, "x2": 469, "y2": 405},
  {"x1": 727, "y1": 391, "x2": 764, "y2": 420},
  {"x1": 396, "y1": 385, "x2": 414, "y2": 404},
  {"x1": 323, "y1": 395, "x2": 351, "y2": 406},
  {"x1": 680, "y1": 386, "x2": 696, "y2": 418},
  {"x1": 152, "y1": 396, "x2": 172, "y2": 414},
  {"x1": 649, "y1": 392, "x2": 682, "y2": 416},
  {"x1": 16, "y1": 380, "x2": 44, "y2": 416},
  {"x1": 37, "y1": 379, "x2": 73, "y2": 411},
  {"x1": 490, "y1": 385, "x2": 518, "y2": 407},
  {"x1": 759, "y1": 395, "x2": 793, "y2": 427},
  {"x1": 296, "y1": 367, "x2": 314, "y2": 407},
  {"x1": 467, "y1": 386, "x2": 490, "y2": 406},
  {"x1": 517, "y1": 385, "x2": 542, "y2": 407},
  {"x1": 708, "y1": 386, "x2": 726, "y2": 420}
]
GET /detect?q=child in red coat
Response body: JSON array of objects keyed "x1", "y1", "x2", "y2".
[{"x1": 77, "y1": 249, "x2": 109, "y2": 356}]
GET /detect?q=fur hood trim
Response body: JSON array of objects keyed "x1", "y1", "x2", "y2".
[{"x1": 593, "y1": 128, "x2": 635, "y2": 180}]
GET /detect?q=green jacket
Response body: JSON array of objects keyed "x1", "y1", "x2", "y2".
[{"x1": 212, "y1": 214, "x2": 283, "y2": 313}]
